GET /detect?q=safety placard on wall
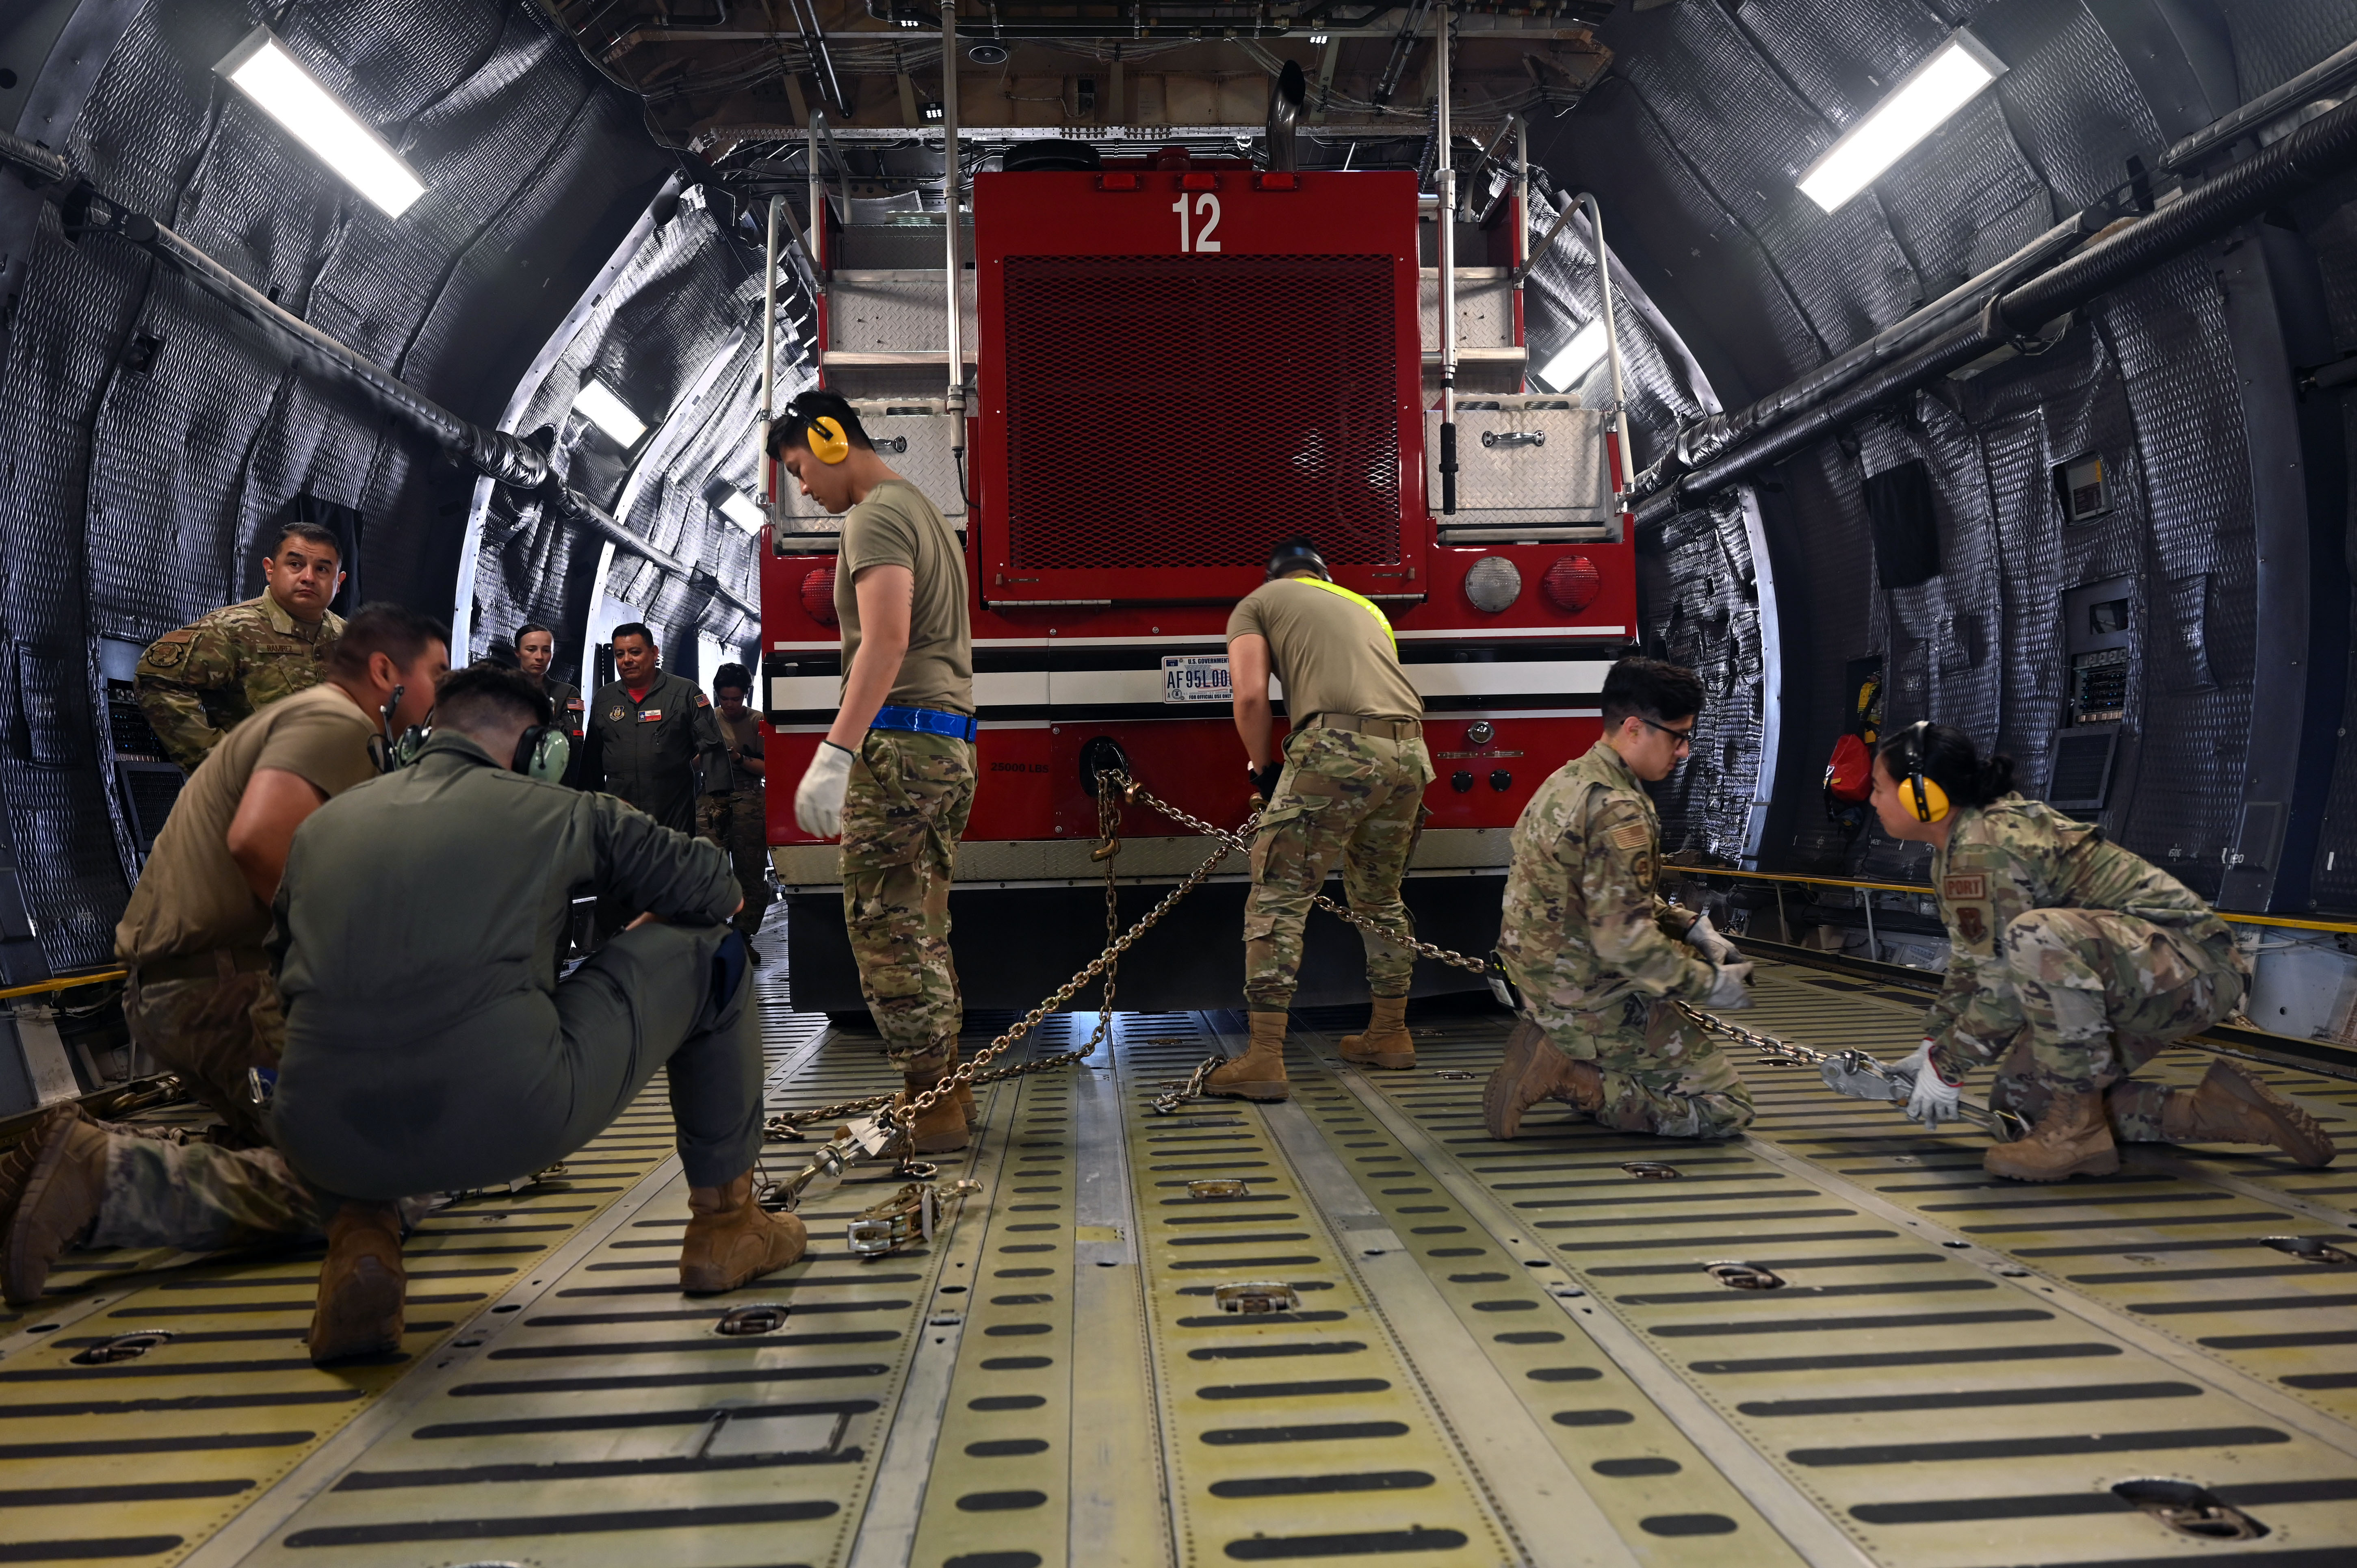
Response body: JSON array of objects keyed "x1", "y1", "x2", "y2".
[{"x1": 1162, "y1": 654, "x2": 1232, "y2": 704}]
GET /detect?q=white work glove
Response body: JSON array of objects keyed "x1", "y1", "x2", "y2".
[
  {"x1": 1686, "y1": 912, "x2": 1739, "y2": 966},
  {"x1": 1900, "y1": 1039, "x2": 1963, "y2": 1128},
  {"x1": 1703, "y1": 961, "x2": 1754, "y2": 1009},
  {"x1": 794, "y1": 741, "x2": 855, "y2": 838}
]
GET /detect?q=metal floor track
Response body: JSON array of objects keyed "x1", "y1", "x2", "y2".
[{"x1": 3, "y1": 957, "x2": 2355, "y2": 1566}]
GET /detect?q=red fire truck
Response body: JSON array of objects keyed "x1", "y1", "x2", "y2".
[{"x1": 760, "y1": 135, "x2": 1632, "y2": 1014}]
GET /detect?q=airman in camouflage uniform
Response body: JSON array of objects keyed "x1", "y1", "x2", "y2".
[
  {"x1": 1867, "y1": 722, "x2": 2329, "y2": 1180},
  {"x1": 1481, "y1": 657, "x2": 1754, "y2": 1140},
  {"x1": 1918, "y1": 790, "x2": 2330, "y2": 1175},
  {"x1": 1208, "y1": 536, "x2": 1434, "y2": 1100},
  {"x1": 136, "y1": 523, "x2": 347, "y2": 770},
  {"x1": 1487, "y1": 734, "x2": 1755, "y2": 1140},
  {"x1": 772, "y1": 391, "x2": 979, "y2": 1154}
]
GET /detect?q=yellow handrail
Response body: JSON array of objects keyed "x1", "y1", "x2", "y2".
[
  {"x1": 1674, "y1": 866, "x2": 2357, "y2": 937},
  {"x1": 0, "y1": 969, "x2": 127, "y2": 1002}
]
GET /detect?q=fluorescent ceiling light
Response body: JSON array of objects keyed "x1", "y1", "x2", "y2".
[
  {"x1": 1798, "y1": 30, "x2": 2004, "y2": 213},
  {"x1": 716, "y1": 487, "x2": 769, "y2": 534},
  {"x1": 1536, "y1": 318, "x2": 1609, "y2": 392},
  {"x1": 573, "y1": 379, "x2": 647, "y2": 446},
  {"x1": 216, "y1": 27, "x2": 425, "y2": 218},
  {"x1": 1310, "y1": 32, "x2": 1330, "y2": 45}
]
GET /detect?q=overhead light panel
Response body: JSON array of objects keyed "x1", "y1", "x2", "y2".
[
  {"x1": 573, "y1": 379, "x2": 647, "y2": 446},
  {"x1": 1536, "y1": 318, "x2": 1609, "y2": 392},
  {"x1": 1797, "y1": 30, "x2": 2004, "y2": 213},
  {"x1": 1310, "y1": 32, "x2": 1329, "y2": 45},
  {"x1": 714, "y1": 485, "x2": 769, "y2": 534},
  {"x1": 921, "y1": 100, "x2": 945, "y2": 123},
  {"x1": 215, "y1": 27, "x2": 426, "y2": 217}
]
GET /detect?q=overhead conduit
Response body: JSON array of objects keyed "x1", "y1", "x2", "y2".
[
  {"x1": 1637, "y1": 88, "x2": 2357, "y2": 525},
  {"x1": 0, "y1": 126, "x2": 758, "y2": 619}
]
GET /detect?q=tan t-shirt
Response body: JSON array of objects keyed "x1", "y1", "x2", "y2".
[
  {"x1": 837, "y1": 479, "x2": 973, "y2": 717},
  {"x1": 115, "y1": 682, "x2": 380, "y2": 964},
  {"x1": 1226, "y1": 576, "x2": 1422, "y2": 723}
]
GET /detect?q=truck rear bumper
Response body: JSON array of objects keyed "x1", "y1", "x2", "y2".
[
  {"x1": 781, "y1": 870, "x2": 1508, "y2": 1015},
  {"x1": 769, "y1": 825, "x2": 1515, "y2": 891}
]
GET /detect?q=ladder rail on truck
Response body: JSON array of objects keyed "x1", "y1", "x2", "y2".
[{"x1": 758, "y1": 139, "x2": 1634, "y2": 1014}]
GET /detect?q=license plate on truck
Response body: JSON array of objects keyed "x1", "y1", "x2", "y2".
[{"x1": 1162, "y1": 654, "x2": 1232, "y2": 704}]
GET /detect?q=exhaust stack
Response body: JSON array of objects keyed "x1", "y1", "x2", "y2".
[{"x1": 1267, "y1": 61, "x2": 1306, "y2": 172}]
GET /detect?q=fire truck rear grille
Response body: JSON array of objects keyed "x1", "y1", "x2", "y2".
[{"x1": 1002, "y1": 254, "x2": 1402, "y2": 572}]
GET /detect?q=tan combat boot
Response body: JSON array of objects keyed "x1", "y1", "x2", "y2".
[
  {"x1": 2, "y1": 1106, "x2": 108, "y2": 1305},
  {"x1": 308, "y1": 1200, "x2": 407, "y2": 1363},
  {"x1": 1205, "y1": 1012, "x2": 1290, "y2": 1100},
  {"x1": 2155, "y1": 1060, "x2": 2336, "y2": 1167},
  {"x1": 890, "y1": 1046, "x2": 973, "y2": 1154},
  {"x1": 1984, "y1": 1085, "x2": 2119, "y2": 1181},
  {"x1": 1482, "y1": 1019, "x2": 1603, "y2": 1139},
  {"x1": 1340, "y1": 994, "x2": 1416, "y2": 1070},
  {"x1": 680, "y1": 1173, "x2": 808, "y2": 1294}
]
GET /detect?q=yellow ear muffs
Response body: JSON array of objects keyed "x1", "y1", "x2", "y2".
[
  {"x1": 809, "y1": 415, "x2": 850, "y2": 466},
  {"x1": 1909, "y1": 773, "x2": 1951, "y2": 823},
  {"x1": 1898, "y1": 719, "x2": 1951, "y2": 822}
]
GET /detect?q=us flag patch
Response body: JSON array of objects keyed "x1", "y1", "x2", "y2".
[{"x1": 1610, "y1": 821, "x2": 1651, "y2": 850}]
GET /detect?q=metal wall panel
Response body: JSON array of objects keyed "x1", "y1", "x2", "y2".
[
  {"x1": 1554, "y1": 0, "x2": 2351, "y2": 913},
  {"x1": 0, "y1": 0, "x2": 667, "y2": 975}
]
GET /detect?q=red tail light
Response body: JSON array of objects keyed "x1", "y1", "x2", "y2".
[
  {"x1": 802, "y1": 565, "x2": 839, "y2": 626},
  {"x1": 1543, "y1": 554, "x2": 1601, "y2": 613}
]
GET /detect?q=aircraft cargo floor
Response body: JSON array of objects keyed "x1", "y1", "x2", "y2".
[{"x1": 4, "y1": 955, "x2": 2356, "y2": 1567}]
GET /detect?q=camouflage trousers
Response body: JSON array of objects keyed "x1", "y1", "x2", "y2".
[
  {"x1": 1243, "y1": 726, "x2": 1433, "y2": 1013},
  {"x1": 1540, "y1": 994, "x2": 1755, "y2": 1140},
  {"x1": 1978, "y1": 907, "x2": 2244, "y2": 1136},
  {"x1": 1980, "y1": 908, "x2": 2244, "y2": 1091},
  {"x1": 841, "y1": 729, "x2": 974, "y2": 1073},
  {"x1": 700, "y1": 786, "x2": 775, "y2": 941},
  {"x1": 125, "y1": 953, "x2": 282, "y2": 1150},
  {"x1": 108, "y1": 956, "x2": 321, "y2": 1247},
  {"x1": 88, "y1": 1135, "x2": 325, "y2": 1252}
]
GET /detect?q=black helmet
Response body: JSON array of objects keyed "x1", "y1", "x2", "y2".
[{"x1": 1265, "y1": 534, "x2": 1330, "y2": 581}]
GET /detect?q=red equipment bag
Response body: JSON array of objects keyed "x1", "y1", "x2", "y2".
[{"x1": 1823, "y1": 733, "x2": 1873, "y2": 805}]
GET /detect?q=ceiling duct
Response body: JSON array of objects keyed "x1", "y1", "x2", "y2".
[{"x1": 1639, "y1": 89, "x2": 2357, "y2": 523}]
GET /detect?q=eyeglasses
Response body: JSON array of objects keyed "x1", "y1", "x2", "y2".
[{"x1": 1639, "y1": 716, "x2": 1695, "y2": 752}]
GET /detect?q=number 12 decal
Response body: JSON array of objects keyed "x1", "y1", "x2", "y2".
[{"x1": 1172, "y1": 193, "x2": 1223, "y2": 253}]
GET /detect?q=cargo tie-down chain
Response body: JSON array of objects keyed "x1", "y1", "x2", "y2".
[
  {"x1": 766, "y1": 782, "x2": 1140, "y2": 1142},
  {"x1": 758, "y1": 774, "x2": 1249, "y2": 1225},
  {"x1": 1674, "y1": 1001, "x2": 2029, "y2": 1141},
  {"x1": 1121, "y1": 775, "x2": 1493, "y2": 1115},
  {"x1": 762, "y1": 766, "x2": 2006, "y2": 1234},
  {"x1": 1134, "y1": 775, "x2": 2017, "y2": 1140}
]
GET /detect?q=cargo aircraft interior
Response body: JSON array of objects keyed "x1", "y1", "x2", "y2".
[{"x1": 5, "y1": 1, "x2": 2357, "y2": 1565}]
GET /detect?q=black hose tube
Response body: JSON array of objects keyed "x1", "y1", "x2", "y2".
[{"x1": 1440, "y1": 419, "x2": 1458, "y2": 515}]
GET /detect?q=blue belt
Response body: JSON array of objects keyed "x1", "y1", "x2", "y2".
[{"x1": 872, "y1": 704, "x2": 978, "y2": 741}]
